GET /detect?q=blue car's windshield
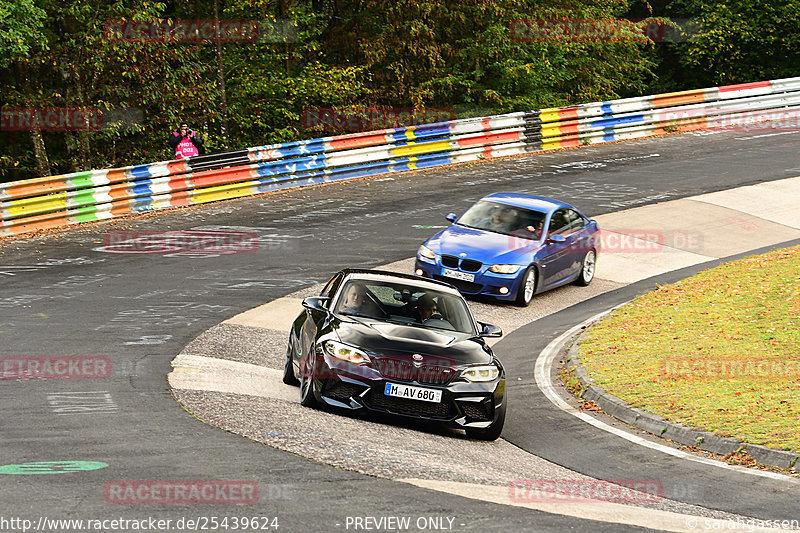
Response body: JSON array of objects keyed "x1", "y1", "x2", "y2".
[{"x1": 457, "y1": 201, "x2": 546, "y2": 240}]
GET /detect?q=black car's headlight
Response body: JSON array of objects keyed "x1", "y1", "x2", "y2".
[
  {"x1": 461, "y1": 364, "x2": 501, "y2": 382},
  {"x1": 418, "y1": 244, "x2": 436, "y2": 261},
  {"x1": 323, "y1": 340, "x2": 371, "y2": 365}
]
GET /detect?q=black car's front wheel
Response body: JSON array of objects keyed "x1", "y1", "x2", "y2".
[
  {"x1": 299, "y1": 357, "x2": 320, "y2": 408},
  {"x1": 465, "y1": 401, "x2": 506, "y2": 441}
]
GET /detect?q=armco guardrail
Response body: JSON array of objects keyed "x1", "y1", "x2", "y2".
[{"x1": 2, "y1": 77, "x2": 800, "y2": 237}]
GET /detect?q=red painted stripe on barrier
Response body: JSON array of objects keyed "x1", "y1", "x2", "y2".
[
  {"x1": 106, "y1": 169, "x2": 128, "y2": 184},
  {"x1": 107, "y1": 183, "x2": 130, "y2": 202},
  {"x1": 456, "y1": 130, "x2": 522, "y2": 147},
  {"x1": 481, "y1": 118, "x2": 493, "y2": 130},
  {"x1": 7, "y1": 211, "x2": 69, "y2": 235},
  {"x1": 7, "y1": 178, "x2": 66, "y2": 199},
  {"x1": 652, "y1": 90, "x2": 706, "y2": 108},
  {"x1": 189, "y1": 167, "x2": 256, "y2": 189},
  {"x1": 168, "y1": 190, "x2": 193, "y2": 207},
  {"x1": 558, "y1": 122, "x2": 579, "y2": 135},
  {"x1": 168, "y1": 174, "x2": 192, "y2": 193},
  {"x1": 328, "y1": 133, "x2": 390, "y2": 151},
  {"x1": 718, "y1": 80, "x2": 771, "y2": 93},
  {"x1": 558, "y1": 108, "x2": 579, "y2": 121}
]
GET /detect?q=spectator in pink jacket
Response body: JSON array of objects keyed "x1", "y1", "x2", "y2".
[{"x1": 168, "y1": 122, "x2": 205, "y2": 159}]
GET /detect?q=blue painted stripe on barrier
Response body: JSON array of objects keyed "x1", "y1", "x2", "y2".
[
  {"x1": 130, "y1": 180, "x2": 154, "y2": 196},
  {"x1": 129, "y1": 165, "x2": 154, "y2": 179},
  {"x1": 603, "y1": 131, "x2": 616, "y2": 142},
  {"x1": 130, "y1": 195, "x2": 158, "y2": 212},
  {"x1": 601, "y1": 103, "x2": 614, "y2": 116},
  {"x1": 591, "y1": 114, "x2": 645, "y2": 129}
]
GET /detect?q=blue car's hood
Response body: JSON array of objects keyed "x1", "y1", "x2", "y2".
[{"x1": 426, "y1": 224, "x2": 542, "y2": 264}]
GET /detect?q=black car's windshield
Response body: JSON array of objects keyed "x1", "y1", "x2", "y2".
[
  {"x1": 336, "y1": 280, "x2": 476, "y2": 335},
  {"x1": 457, "y1": 200, "x2": 546, "y2": 240}
]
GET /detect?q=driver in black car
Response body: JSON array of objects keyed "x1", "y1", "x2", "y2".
[
  {"x1": 415, "y1": 294, "x2": 438, "y2": 322},
  {"x1": 340, "y1": 284, "x2": 366, "y2": 315}
]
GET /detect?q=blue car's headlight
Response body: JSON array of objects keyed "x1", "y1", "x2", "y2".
[
  {"x1": 489, "y1": 264, "x2": 521, "y2": 274},
  {"x1": 461, "y1": 365, "x2": 501, "y2": 382},
  {"x1": 323, "y1": 341, "x2": 371, "y2": 364},
  {"x1": 418, "y1": 244, "x2": 436, "y2": 261}
]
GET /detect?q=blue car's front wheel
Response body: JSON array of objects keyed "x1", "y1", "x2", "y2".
[{"x1": 515, "y1": 266, "x2": 536, "y2": 307}]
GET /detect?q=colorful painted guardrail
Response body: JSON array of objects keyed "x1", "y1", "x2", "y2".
[{"x1": 2, "y1": 77, "x2": 800, "y2": 237}]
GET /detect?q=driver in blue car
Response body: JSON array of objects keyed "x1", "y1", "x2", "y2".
[{"x1": 479, "y1": 206, "x2": 517, "y2": 233}]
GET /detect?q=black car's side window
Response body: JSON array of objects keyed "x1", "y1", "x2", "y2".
[{"x1": 320, "y1": 273, "x2": 344, "y2": 303}]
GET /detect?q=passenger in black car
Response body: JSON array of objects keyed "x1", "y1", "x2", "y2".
[
  {"x1": 415, "y1": 294, "x2": 438, "y2": 321},
  {"x1": 340, "y1": 284, "x2": 366, "y2": 314}
]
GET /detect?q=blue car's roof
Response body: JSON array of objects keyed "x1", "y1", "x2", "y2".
[{"x1": 480, "y1": 193, "x2": 569, "y2": 213}]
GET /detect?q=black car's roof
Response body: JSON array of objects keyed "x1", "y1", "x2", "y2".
[{"x1": 338, "y1": 268, "x2": 461, "y2": 295}]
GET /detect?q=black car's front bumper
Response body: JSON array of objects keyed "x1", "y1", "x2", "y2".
[{"x1": 310, "y1": 353, "x2": 505, "y2": 430}]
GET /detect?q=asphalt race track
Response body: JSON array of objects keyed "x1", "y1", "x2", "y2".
[{"x1": 2, "y1": 125, "x2": 799, "y2": 532}]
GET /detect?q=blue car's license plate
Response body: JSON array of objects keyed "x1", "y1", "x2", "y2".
[{"x1": 384, "y1": 382, "x2": 442, "y2": 403}]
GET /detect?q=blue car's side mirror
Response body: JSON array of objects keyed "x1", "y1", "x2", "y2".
[
  {"x1": 547, "y1": 234, "x2": 567, "y2": 244},
  {"x1": 445, "y1": 213, "x2": 457, "y2": 223}
]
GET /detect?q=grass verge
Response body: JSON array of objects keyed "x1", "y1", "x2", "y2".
[{"x1": 579, "y1": 245, "x2": 800, "y2": 453}]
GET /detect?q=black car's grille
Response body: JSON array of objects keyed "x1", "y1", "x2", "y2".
[
  {"x1": 460, "y1": 259, "x2": 482, "y2": 272},
  {"x1": 441, "y1": 254, "x2": 460, "y2": 268},
  {"x1": 324, "y1": 382, "x2": 366, "y2": 402},
  {"x1": 460, "y1": 401, "x2": 493, "y2": 422},
  {"x1": 440, "y1": 254, "x2": 482, "y2": 272},
  {"x1": 373, "y1": 358, "x2": 455, "y2": 385},
  {"x1": 433, "y1": 275, "x2": 482, "y2": 294},
  {"x1": 365, "y1": 390, "x2": 455, "y2": 419}
]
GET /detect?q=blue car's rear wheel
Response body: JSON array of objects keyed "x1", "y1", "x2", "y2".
[{"x1": 515, "y1": 266, "x2": 536, "y2": 307}]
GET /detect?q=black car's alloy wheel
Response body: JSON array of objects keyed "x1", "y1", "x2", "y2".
[{"x1": 299, "y1": 357, "x2": 319, "y2": 408}]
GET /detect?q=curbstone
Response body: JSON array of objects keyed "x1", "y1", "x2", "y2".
[{"x1": 563, "y1": 331, "x2": 800, "y2": 471}]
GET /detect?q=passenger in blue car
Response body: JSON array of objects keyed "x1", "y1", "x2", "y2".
[{"x1": 478, "y1": 206, "x2": 517, "y2": 233}]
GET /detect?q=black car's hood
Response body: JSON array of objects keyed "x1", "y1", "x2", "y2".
[{"x1": 334, "y1": 318, "x2": 492, "y2": 365}]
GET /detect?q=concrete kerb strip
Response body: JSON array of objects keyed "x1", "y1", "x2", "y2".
[{"x1": 565, "y1": 331, "x2": 800, "y2": 470}]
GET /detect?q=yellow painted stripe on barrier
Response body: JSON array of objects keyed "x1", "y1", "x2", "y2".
[
  {"x1": 539, "y1": 109, "x2": 561, "y2": 123},
  {"x1": 540, "y1": 125, "x2": 565, "y2": 138},
  {"x1": 391, "y1": 140, "x2": 451, "y2": 157},
  {"x1": 404, "y1": 127, "x2": 416, "y2": 141},
  {"x1": 192, "y1": 181, "x2": 258, "y2": 204},
  {"x1": 541, "y1": 140, "x2": 562, "y2": 151},
  {"x1": 5, "y1": 192, "x2": 68, "y2": 218},
  {"x1": 407, "y1": 157, "x2": 418, "y2": 170}
]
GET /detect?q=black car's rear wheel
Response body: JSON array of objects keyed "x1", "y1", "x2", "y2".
[
  {"x1": 299, "y1": 357, "x2": 319, "y2": 408},
  {"x1": 282, "y1": 336, "x2": 299, "y2": 386},
  {"x1": 465, "y1": 401, "x2": 506, "y2": 441}
]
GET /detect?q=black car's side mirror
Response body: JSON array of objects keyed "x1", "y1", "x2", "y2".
[
  {"x1": 478, "y1": 321, "x2": 503, "y2": 338},
  {"x1": 445, "y1": 213, "x2": 457, "y2": 223},
  {"x1": 302, "y1": 297, "x2": 330, "y2": 312},
  {"x1": 547, "y1": 234, "x2": 566, "y2": 244}
]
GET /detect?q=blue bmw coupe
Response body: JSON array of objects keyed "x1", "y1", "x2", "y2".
[{"x1": 415, "y1": 193, "x2": 599, "y2": 306}]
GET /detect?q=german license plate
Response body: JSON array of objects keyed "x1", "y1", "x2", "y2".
[
  {"x1": 384, "y1": 382, "x2": 442, "y2": 403},
  {"x1": 442, "y1": 268, "x2": 474, "y2": 282}
]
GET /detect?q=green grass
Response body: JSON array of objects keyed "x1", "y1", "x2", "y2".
[{"x1": 579, "y1": 245, "x2": 800, "y2": 452}]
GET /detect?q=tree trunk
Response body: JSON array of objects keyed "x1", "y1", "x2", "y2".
[
  {"x1": 17, "y1": 63, "x2": 51, "y2": 177},
  {"x1": 214, "y1": 0, "x2": 229, "y2": 150}
]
